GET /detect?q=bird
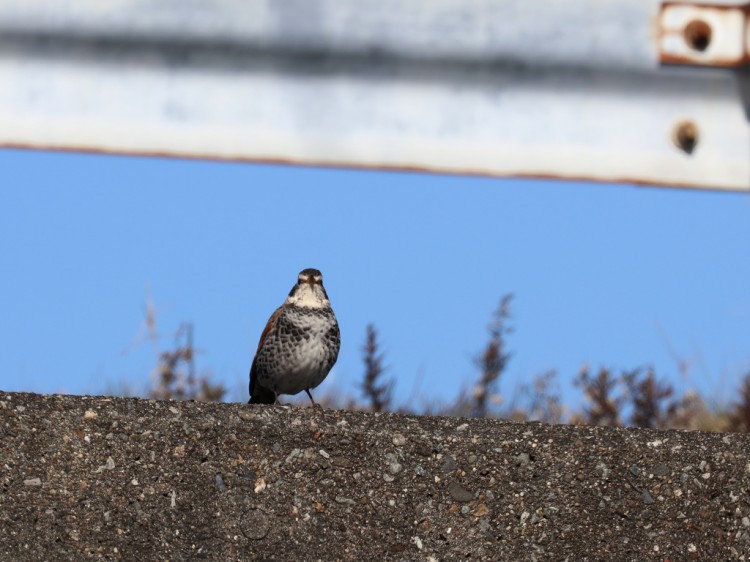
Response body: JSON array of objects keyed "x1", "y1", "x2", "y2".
[{"x1": 248, "y1": 268, "x2": 340, "y2": 406}]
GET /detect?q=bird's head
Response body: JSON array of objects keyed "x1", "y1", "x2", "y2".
[{"x1": 286, "y1": 268, "x2": 330, "y2": 308}]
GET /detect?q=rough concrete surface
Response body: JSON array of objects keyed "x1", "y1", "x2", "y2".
[{"x1": 1, "y1": 391, "x2": 749, "y2": 561}]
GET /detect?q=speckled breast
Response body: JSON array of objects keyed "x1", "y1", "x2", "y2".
[{"x1": 255, "y1": 306, "x2": 340, "y2": 395}]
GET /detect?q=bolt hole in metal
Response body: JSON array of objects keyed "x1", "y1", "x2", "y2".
[
  {"x1": 683, "y1": 19, "x2": 712, "y2": 52},
  {"x1": 672, "y1": 120, "x2": 699, "y2": 155}
]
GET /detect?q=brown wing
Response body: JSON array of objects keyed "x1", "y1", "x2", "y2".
[
  {"x1": 255, "y1": 306, "x2": 283, "y2": 354},
  {"x1": 248, "y1": 307, "x2": 283, "y2": 404}
]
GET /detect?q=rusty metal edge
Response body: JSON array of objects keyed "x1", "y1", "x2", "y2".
[
  {"x1": 3, "y1": 142, "x2": 745, "y2": 194},
  {"x1": 660, "y1": 53, "x2": 749, "y2": 66}
]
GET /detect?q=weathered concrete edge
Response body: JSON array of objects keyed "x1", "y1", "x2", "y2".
[{"x1": 1, "y1": 391, "x2": 749, "y2": 561}]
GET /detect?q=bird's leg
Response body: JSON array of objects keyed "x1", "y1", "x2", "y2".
[{"x1": 305, "y1": 389, "x2": 320, "y2": 408}]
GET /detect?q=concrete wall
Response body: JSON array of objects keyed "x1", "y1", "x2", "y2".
[{"x1": 1, "y1": 391, "x2": 749, "y2": 560}]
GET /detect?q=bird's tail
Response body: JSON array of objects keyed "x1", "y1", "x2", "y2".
[
  {"x1": 248, "y1": 362, "x2": 276, "y2": 405},
  {"x1": 248, "y1": 386, "x2": 276, "y2": 405}
]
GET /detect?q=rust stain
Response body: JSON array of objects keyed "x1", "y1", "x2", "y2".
[
  {"x1": 659, "y1": 52, "x2": 748, "y2": 66},
  {"x1": 672, "y1": 119, "x2": 699, "y2": 155},
  {"x1": 0, "y1": 142, "x2": 745, "y2": 193},
  {"x1": 660, "y1": 2, "x2": 750, "y2": 17},
  {"x1": 683, "y1": 19, "x2": 712, "y2": 52}
]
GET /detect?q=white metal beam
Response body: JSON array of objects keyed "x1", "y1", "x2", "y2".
[{"x1": 0, "y1": 0, "x2": 748, "y2": 190}]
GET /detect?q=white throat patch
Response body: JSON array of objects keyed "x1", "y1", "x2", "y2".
[{"x1": 286, "y1": 284, "x2": 329, "y2": 309}]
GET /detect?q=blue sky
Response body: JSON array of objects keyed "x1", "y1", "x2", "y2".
[{"x1": 1, "y1": 148, "x2": 748, "y2": 413}]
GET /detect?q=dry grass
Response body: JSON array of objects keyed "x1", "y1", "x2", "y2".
[{"x1": 116, "y1": 293, "x2": 749, "y2": 433}]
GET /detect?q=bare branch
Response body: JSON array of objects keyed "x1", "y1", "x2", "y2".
[
  {"x1": 472, "y1": 294, "x2": 513, "y2": 418},
  {"x1": 360, "y1": 324, "x2": 393, "y2": 412}
]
